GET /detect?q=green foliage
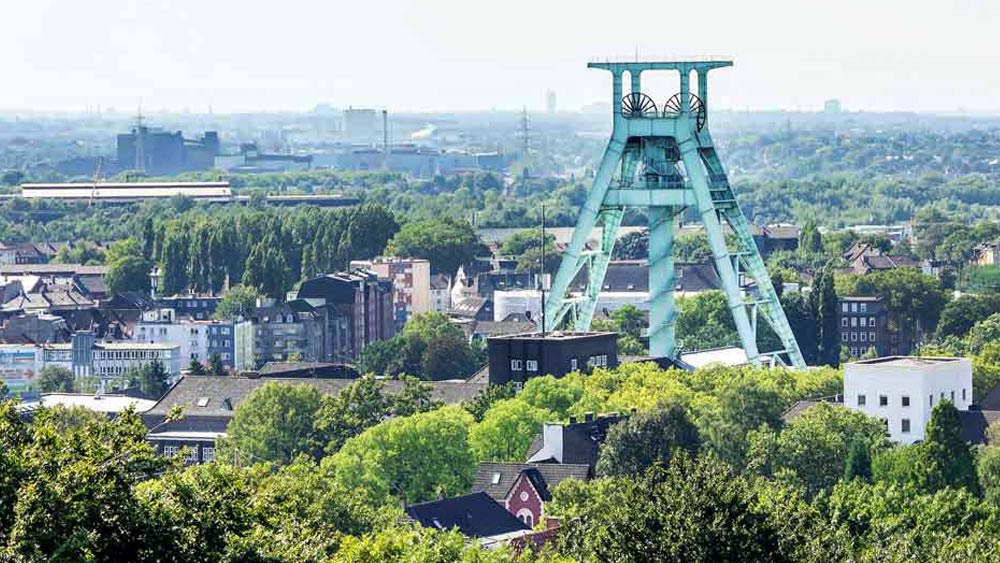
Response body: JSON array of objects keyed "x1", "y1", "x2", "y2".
[
  {"x1": 187, "y1": 358, "x2": 206, "y2": 376},
  {"x1": 936, "y1": 293, "x2": 1000, "y2": 340},
  {"x1": 322, "y1": 406, "x2": 475, "y2": 504},
  {"x1": 214, "y1": 285, "x2": 261, "y2": 320},
  {"x1": 105, "y1": 239, "x2": 152, "y2": 295},
  {"x1": 675, "y1": 291, "x2": 739, "y2": 351},
  {"x1": 922, "y1": 401, "x2": 979, "y2": 494},
  {"x1": 34, "y1": 365, "x2": 74, "y2": 393},
  {"x1": 469, "y1": 398, "x2": 553, "y2": 462},
  {"x1": 967, "y1": 313, "x2": 1000, "y2": 355},
  {"x1": 461, "y1": 382, "x2": 517, "y2": 422},
  {"x1": 360, "y1": 312, "x2": 482, "y2": 380},
  {"x1": 559, "y1": 455, "x2": 795, "y2": 563},
  {"x1": 749, "y1": 402, "x2": 887, "y2": 495},
  {"x1": 838, "y1": 268, "x2": 947, "y2": 340},
  {"x1": 811, "y1": 266, "x2": 840, "y2": 366},
  {"x1": 221, "y1": 382, "x2": 325, "y2": 465},
  {"x1": 208, "y1": 353, "x2": 226, "y2": 376},
  {"x1": 611, "y1": 229, "x2": 648, "y2": 260},
  {"x1": 386, "y1": 218, "x2": 480, "y2": 276},
  {"x1": 800, "y1": 220, "x2": 823, "y2": 253},
  {"x1": 843, "y1": 438, "x2": 873, "y2": 482},
  {"x1": 595, "y1": 405, "x2": 702, "y2": 477},
  {"x1": 519, "y1": 374, "x2": 584, "y2": 419}
]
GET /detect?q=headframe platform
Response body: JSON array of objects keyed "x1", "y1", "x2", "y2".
[{"x1": 543, "y1": 60, "x2": 805, "y2": 368}]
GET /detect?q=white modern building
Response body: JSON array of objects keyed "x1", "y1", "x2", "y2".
[{"x1": 844, "y1": 356, "x2": 973, "y2": 444}]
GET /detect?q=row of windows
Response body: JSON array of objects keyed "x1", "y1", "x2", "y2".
[
  {"x1": 511, "y1": 355, "x2": 609, "y2": 373},
  {"x1": 847, "y1": 347, "x2": 874, "y2": 357},
  {"x1": 842, "y1": 317, "x2": 877, "y2": 328},
  {"x1": 509, "y1": 359, "x2": 540, "y2": 372},
  {"x1": 859, "y1": 389, "x2": 968, "y2": 408},
  {"x1": 843, "y1": 332, "x2": 877, "y2": 343},
  {"x1": 162, "y1": 445, "x2": 215, "y2": 463},
  {"x1": 842, "y1": 302, "x2": 870, "y2": 313}
]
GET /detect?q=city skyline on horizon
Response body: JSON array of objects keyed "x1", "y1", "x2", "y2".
[{"x1": 2, "y1": 0, "x2": 999, "y2": 115}]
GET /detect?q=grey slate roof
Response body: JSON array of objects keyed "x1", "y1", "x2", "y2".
[
  {"x1": 405, "y1": 492, "x2": 529, "y2": 538},
  {"x1": 145, "y1": 374, "x2": 485, "y2": 419},
  {"x1": 472, "y1": 462, "x2": 592, "y2": 502},
  {"x1": 959, "y1": 409, "x2": 1000, "y2": 445}
]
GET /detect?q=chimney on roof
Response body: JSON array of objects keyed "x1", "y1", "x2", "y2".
[
  {"x1": 584, "y1": 412, "x2": 594, "y2": 423},
  {"x1": 568, "y1": 415, "x2": 577, "y2": 424}
]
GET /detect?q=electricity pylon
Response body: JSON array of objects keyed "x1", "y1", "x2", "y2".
[{"x1": 543, "y1": 61, "x2": 805, "y2": 368}]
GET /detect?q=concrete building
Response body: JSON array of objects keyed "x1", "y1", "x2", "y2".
[
  {"x1": 429, "y1": 274, "x2": 452, "y2": 312},
  {"x1": 344, "y1": 108, "x2": 378, "y2": 144},
  {"x1": 297, "y1": 271, "x2": 394, "y2": 361},
  {"x1": 844, "y1": 356, "x2": 973, "y2": 443},
  {"x1": 487, "y1": 332, "x2": 618, "y2": 387},
  {"x1": 214, "y1": 142, "x2": 312, "y2": 173},
  {"x1": 350, "y1": 257, "x2": 430, "y2": 331},
  {"x1": 116, "y1": 126, "x2": 220, "y2": 175},
  {"x1": 41, "y1": 332, "x2": 181, "y2": 387},
  {"x1": 838, "y1": 296, "x2": 909, "y2": 357},
  {"x1": 134, "y1": 310, "x2": 238, "y2": 370},
  {"x1": 241, "y1": 301, "x2": 328, "y2": 369}
]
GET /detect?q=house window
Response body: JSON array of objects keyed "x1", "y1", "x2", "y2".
[
  {"x1": 901, "y1": 419, "x2": 911, "y2": 434},
  {"x1": 879, "y1": 395, "x2": 888, "y2": 407},
  {"x1": 517, "y1": 510, "x2": 533, "y2": 527},
  {"x1": 202, "y1": 447, "x2": 215, "y2": 463},
  {"x1": 869, "y1": 317, "x2": 876, "y2": 326},
  {"x1": 570, "y1": 358, "x2": 578, "y2": 371},
  {"x1": 163, "y1": 445, "x2": 180, "y2": 457},
  {"x1": 851, "y1": 303, "x2": 858, "y2": 313},
  {"x1": 491, "y1": 472, "x2": 502, "y2": 485},
  {"x1": 860, "y1": 332, "x2": 867, "y2": 342},
  {"x1": 842, "y1": 303, "x2": 849, "y2": 313},
  {"x1": 902, "y1": 396, "x2": 910, "y2": 407},
  {"x1": 963, "y1": 389, "x2": 967, "y2": 401},
  {"x1": 526, "y1": 360, "x2": 538, "y2": 372},
  {"x1": 951, "y1": 391, "x2": 955, "y2": 402},
  {"x1": 841, "y1": 318, "x2": 848, "y2": 327},
  {"x1": 929, "y1": 395, "x2": 934, "y2": 407},
  {"x1": 857, "y1": 394, "x2": 866, "y2": 406},
  {"x1": 860, "y1": 303, "x2": 868, "y2": 313},
  {"x1": 869, "y1": 332, "x2": 876, "y2": 342},
  {"x1": 842, "y1": 333, "x2": 849, "y2": 342},
  {"x1": 510, "y1": 359, "x2": 522, "y2": 371},
  {"x1": 851, "y1": 333, "x2": 857, "y2": 342},
  {"x1": 851, "y1": 318, "x2": 858, "y2": 327}
]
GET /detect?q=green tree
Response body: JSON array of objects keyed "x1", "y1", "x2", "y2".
[
  {"x1": 322, "y1": 406, "x2": 475, "y2": 504},
  {"x1": 213, "y1": 285, "x2": 261, "y2": 320},
  {"x1": 220, "y1": 382, "x2": 324, "y2": 465},
  {"x1": 461, "y1": 382, "x2": 517, "y2": 422},
  {"x1": 612, "y1": 229, "x2": 648, "y2": 260},
  {"x1": 105, "y1": 239, "x2": 152, "y2": 295},
  {"x1": 800, "y1": 220, "x2": 823, "y2": 253},
  {"x1": 936, "y1": 293, "x2": 1000, "y2": 340},
  {"x1": 558, "y1": 455, "x2": 794, "y2": 563},
  {"x1": 208, "y1": 353, "x2": 226, "y2": 376},
  {"x1": 595, "y1": 404, "x2": 702, "y2": 477},
  {"x1": 469, "y1": 398, "x2": 553, "y2": 462},
  {"x1": 243, "y1": 235, "x2": 292, "y2": 299},
  {"x1": 967, "y1": 313, "x2": 1000, "y2": 355},
  {"x1": 843, "y1": 438, "x2": 873, "y2": 482},
  {"x1": 705, "y1": 380, "x2": 785, "y2": 469},
  {"x1": 675, "y1": 291, "x2": 739, "y2": 351},
  {"x1": 810, "y1": 266, "x2": 840, "y2": 367},
  {"x1": 187, "y1": 358, "x2": 206, "y2": 376},
  {"x1": 922, "y1": 400, "x2": 978, "y2": 494},
  {"x1": 34, "y1": 365, "x2": 74, "y2": 393},
  {"x1": 749, "y1": 402, "x2": 887, "y2": 495},
  {"x1": 386, "y1": 218, "x2": 481, "y2": 276}
]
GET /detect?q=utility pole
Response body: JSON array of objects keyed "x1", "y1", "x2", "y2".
[{"x1": 540, "y1": 203, "x2": 546, "y2": 336}]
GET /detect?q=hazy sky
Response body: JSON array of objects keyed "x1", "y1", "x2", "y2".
[{"x1": 4, "y1": 0, "x2": 1000, "y2": 114}]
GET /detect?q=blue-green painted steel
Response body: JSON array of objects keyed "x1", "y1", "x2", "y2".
[{"x1": 543, "y1": 60, "x2": 805, "y2": 368}]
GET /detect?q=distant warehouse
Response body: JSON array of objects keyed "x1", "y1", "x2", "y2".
[
  {"x1": 16, "y1": 182, "x2": 359, "y2": 207},
  {"x1": 20, "y1": 181, "x2": 232, "y2": 202}
]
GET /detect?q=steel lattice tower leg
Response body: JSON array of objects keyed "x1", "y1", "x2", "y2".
[{"x1": 543, "y1": 60, "x2": 805, "y2": 369}]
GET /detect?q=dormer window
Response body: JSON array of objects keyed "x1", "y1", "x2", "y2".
[{"x1": 491, "y1": 472, "x2": 502, "y2": 485}]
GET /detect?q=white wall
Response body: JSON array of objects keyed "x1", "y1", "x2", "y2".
[{"x1": 844, "y1": 357, "x2": 972, "y2": 444}]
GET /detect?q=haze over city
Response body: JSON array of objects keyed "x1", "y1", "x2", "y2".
[{"x1": 4, "y1": 0, "x2": 1000, "y2": 114}]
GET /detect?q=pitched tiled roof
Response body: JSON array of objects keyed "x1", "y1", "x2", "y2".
[
  {"x1": 472, "y1": 462, "x2": 592, "y2": 502},
  {"x1": 405, "y1": 492, "x2": 529, "y2": 538},
  {"x1": 959, "y1": 409, "x2": 1000, "y2": 445},
  {"x1": 145, "y1": 374, "x2": 485, "y2": 419}
]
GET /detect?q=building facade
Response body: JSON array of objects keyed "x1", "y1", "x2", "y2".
[
  {"x1": 839, "y1": 296, "x2": 891, "y2": 358},
  {"x1": 135, "y1": 313, "x2": 237, "y2": 370},
  {"x1": 297, "y1": 271, "x2": 394, "y2": 361},
  {"x1": 350, "y1": 257, "x2": 431, "y2": 331},
  {"x1": 844, "y1": 356, "x2": 973, "y2": 443},
  {"x1": 41, "y1": 332, "x2": 181, "y2": 386},
  {"x1": 487, "y1": 332, "x2": 619, "y2": 387}
]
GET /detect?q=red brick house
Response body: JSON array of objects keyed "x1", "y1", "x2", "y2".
[{"x1": 472, "y1": 463, "x2": 590, "y2": 527}]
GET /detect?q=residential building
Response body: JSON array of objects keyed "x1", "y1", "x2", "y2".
[
  {"x1": 156, "y1": 294, "x2": 223, "y2": 321},
  {"x1": 243, "y1": 301, "x2": 328, "y2": 367},
  {"x1": 974, "y1": 240, "x2": 1000, "y2": 267},
  {"x1": 749, "y1": 224, "x2": 800, "y2": 256},
  {"x1": 844, "y1": 356, "x2": 973, "y2": 443},
  {"x1": 838, "y1": 296, "x2": 903, "y2": 357},
  {"x1": 350, "y1": 257, "x2": 431, "y2": 331},
  {"x1": 487, "y1": 331, "x2": 618, "y2": 387},
  {"x1": 142, "y1": 374, "x2": 484, "y2": 462},
  {"x1": 404, "y1": 493, "x2": 531, "y2": 546},
  {"x1": 842, "y1": 242, "x2": 920, "y2": 275},
  {"x1": 472, "y1": 463, "x2": 591, "y2": 528},
  {"x1": 0, "y1": 313, "x2": 70, "y2": 344},
  {"x1": 429, "y1": 274, "x2": 452, "y2": 312},
  {"x1": 134, "y1": 312, "x2": 238, "y2": 370},
  {"x1": 297, "y1": 271, "x2": 394, "y2": 361}
]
